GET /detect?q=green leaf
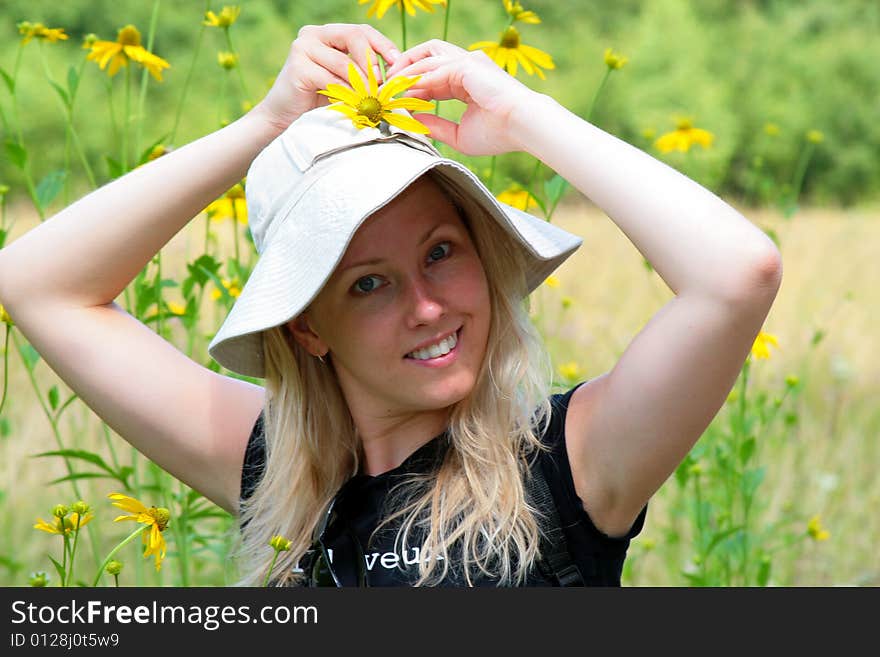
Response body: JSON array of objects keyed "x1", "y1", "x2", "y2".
[
  {"x1": 739, "y1": 437, "x2": 756, "y2": 465},
  {"x1": 105, "y1": 156, "x2": 123, "y2": 180},
  {"x1": 48, "y1": 385, "x2": 60, "y2": 411},
  {"x1": 0, "y1": 417, "x2": 10, "y2": 438},
  {"x1": 48, "y1": 555, "x2": 66, "y2": 584},
  {"x1": 199, "y1": 264, "x2": 232, "y2": 303},
  {"x1": 34, "y1": 448, "x2": 117, "y2": 477},
  {"x1": 49, "y1": 472, "x2": 119, "y2": 486},
  {"x1": 185, "y1": 254, "x2": 221, "y2": 288},
  {"x1": 36, "y1": 170, "x2": 67, "y2": 212},
  {"x1": 0, "y1": 227, "x2": 8, "y2": 249},
  {"x1": 674, "y1": 453, "x2": 694, "y2": 488},
  {"x1": 743, "y1": 465, "x2": 766, "y2": 497},
  {"x1": 0, "y1": 66, "x2": 14, "y2": 94},
  {"x1": 544, "y1": 174, "x2": 567, "y2": 206},
  {"x1": 0, "y1": 555, "x2": 24, "y2": 574},
  {"x1": 67, "y1": 65, "x2": 79, "y2": 101},
  {"x1": 703, "y1": 526, "x2": 744, "y2": 559},
  {"x1": 5, "y1": 140, "x2": 27, "y2": 170},
  {"x1": 757, "y1": 556, "x2": 772, "y2": 586},
  {"x1": 48, "y1": 80, "x2": 70, "y2": 108},
  {"x1": 18, "y1": 342, "x2": 41, "y2": 370}
]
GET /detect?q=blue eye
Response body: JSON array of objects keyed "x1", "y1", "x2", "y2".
[
  {"x1": 353, "y1": 275, "x2": 383, "y2": 294},
  {"x1": 429, "y1": 242, "x2": 451, "y2": 262}
]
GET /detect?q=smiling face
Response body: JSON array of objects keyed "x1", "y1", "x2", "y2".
[{"x1": 287, "y1": 175, "x2": 492, "y2": 420}]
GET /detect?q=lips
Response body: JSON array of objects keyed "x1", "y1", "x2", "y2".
[{"x1": 404, "y1": 326, "x2": 462, "y2": 359}]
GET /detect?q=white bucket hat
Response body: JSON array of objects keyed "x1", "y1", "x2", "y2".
[{"x1": 207, "y1": 106, "x2": 583, "y2": 378}]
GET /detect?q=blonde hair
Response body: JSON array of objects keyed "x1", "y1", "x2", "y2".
[{"x1": 231, "y1": 170, "x2": 555, "y2": 586}]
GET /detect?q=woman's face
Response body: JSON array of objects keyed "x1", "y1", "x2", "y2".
[{"x1": 288, "y1": 176, "x2": 491, "y2": 418}]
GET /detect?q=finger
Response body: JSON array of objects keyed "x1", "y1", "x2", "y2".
[
  {"x1": 391, "y1": 54, "x2": 450, "y2": 80},
  {"x1": 322, "y1": 23, "x2": 400, "y2": 74},
  {"x1": 302, "y1": 38, "x2": 369, "y2": 89},
  {"x1": 412, "y1": 114, "x2": 461, "y2": 150},
  {"x1": 386, "y1": 39, "x2": 463, "y2": 76}
]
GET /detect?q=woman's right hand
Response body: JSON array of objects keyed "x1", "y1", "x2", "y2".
[{"x1": 252, "y1": 23, "x2": 402, "y2": 133}]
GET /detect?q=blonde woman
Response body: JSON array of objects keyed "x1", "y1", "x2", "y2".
[{"x1": 0, "y1": 24, "x2": 781, "y2": 587}]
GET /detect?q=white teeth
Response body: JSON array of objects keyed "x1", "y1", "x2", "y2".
[{"x1": 408, "y1": 331, "x2": 458, "y2": 360}]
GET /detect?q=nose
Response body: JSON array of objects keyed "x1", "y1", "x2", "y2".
[{"x1": 404, "y1": 274, "x2": 446, "y2": 328}]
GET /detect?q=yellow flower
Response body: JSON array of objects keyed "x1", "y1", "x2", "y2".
[
  {"x1": 317, "y1": 50, "x2": 434, "y2": 133},
  {"x1": 18, "y1": 22, "x2": 68, "y2": 45},
  {"x1": 504, "y1": 0, "x2": 541, "y2": 24},
  {"x1": 806, "y1": 129, "x2": 824, "y2": 144},
  {"x1": 34, "y1": 512, "x2": 94, "y2": 535},
  {"x1": 217, "y1": 51, "x2": 239, "y2": 70},
  {"x1": 496, "y1": 186, "x2": 538, "y2": 211},
  {"x1": 167, "y1": 301, "x2": 187, "y2": 316},
  {"x1": 206, "y1": 183, "x2": 247, "y2": 224},
  {"x1": 806, "y1": 515, "x2": 830, "y2": 541},
  {"x1": 269, "y1": 535, "x2": 292, "y2": 551},
  {"x1": 85, "y1": 25, "x2": 171, "y2": 82},
  {"x1": 0, "y1": 303, "x2": 13, "y2": 326},
  {"x1": 750, "y1": 330, "x2": 779, "y2": 360},
  {"x1": 469, "y1": 26, "x2": 554, "y2": 79},
  {"x1": 543, "y1": 275, "x2": 560, "y2": 288},
  {"x1": 211, "y1": 278, "x2": 242, "y2": 300},
  {"x1": 105, "y1": 560, "x2": 124, "y2": 576},
  {"x1": 654, "y1": 117, "x2": 714, "y2": 154},
  {"x1": 558, "y1": 361, "x2": 580, "y2": 380},
  {"x1": 359, "y1": 0, "x2": 446, "y2": 19},
  {"x1": 204, "y1": 6, "x2": 241, "y2": 28},
  {"x1": 604, "y1": 48, "x2": 628, "y2": 70},
  {"x1": 147, "y1": 144, "x2": 172, "y2": 161},
  {"x1": 108, "y1": 493, "x2": 171, "y2": 572},
  {"x1": 764, "y1": 122, "x2": 780, "y2": 137}
]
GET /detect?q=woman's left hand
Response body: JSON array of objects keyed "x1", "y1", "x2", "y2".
[{"x1": 384, "y1": 39, "x2": 538, "y2": 156}]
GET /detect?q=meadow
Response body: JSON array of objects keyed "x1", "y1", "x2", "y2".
[{"x1": 0, "y1": 1, "x2": 877, "y2": 586}]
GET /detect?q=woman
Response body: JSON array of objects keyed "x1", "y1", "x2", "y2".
[{"x1": 0, "y1": 24, "x2": 782, "y2": 587}]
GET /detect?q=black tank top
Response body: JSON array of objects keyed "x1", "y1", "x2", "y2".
[{"x1": 240, "y1": 382, "x2": 648, "y2": 586}]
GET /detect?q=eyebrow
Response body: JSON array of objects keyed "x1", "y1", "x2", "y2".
[{"x1": 340, "y1": 223, "x2": 452, "y2": 273}]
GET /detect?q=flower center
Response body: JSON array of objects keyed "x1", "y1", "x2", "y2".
[
  {"x1": 148, "y1": 507, "x2": 171, "y2": 531},
  {"x1": 501, "y1": 26, "x2": 520, "y2": 49},
  {"x1": 357, "y1": 97, "x2": 383, "y2": 124},
  {"x1": 676, "y1": 118, "x2": 694, "y2": 131},
  {"x1": 117, "y1": 25, "x2": 142, "y2": 47}
]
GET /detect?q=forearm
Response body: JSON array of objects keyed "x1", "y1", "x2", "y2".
[
  {"x1": 0, "y1": 104, "x2": 284, "y2": 309},
  {"x1": 513, "y1": 93, "x2": 780, "y2": 301}
]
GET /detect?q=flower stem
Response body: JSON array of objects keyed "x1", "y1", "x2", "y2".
[
  {"x1": 224, "y1": 28, "x2": 250, "y2": 106},
  {"x1": 171, "y1": 0, "x2": 210, "y2": 144},
  {"x1": 93, "y1": 526, "x2": 147, "y2": 587},
  {"x1": 262, "y1": 550, "x2": 281, "y2": 587},
  {"x1": 586, "y1": 68, "x2": 611, "y2": 123},
  {"x1": 135, "y1": 0, "x2": 162, "y2": 162},
  {"x1": 123, "y1": 64, "x2": 132, "y2": 172},
  {"x1": 0, "y1": 326, "x2": 10, "y2": 416},
  {"x1": 65, "y1": 515, "x2": 83, "y2": 587},
  {"x1": 785, "y1": 141, "x2": 815, "y2": 218},
  {"x1": 400, "y1": 5, "x2": 408, "y2": 51}
]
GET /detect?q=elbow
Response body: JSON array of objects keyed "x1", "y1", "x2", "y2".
[{"x1": 728, "y1": 241, "x2": 783, "y2": 308}]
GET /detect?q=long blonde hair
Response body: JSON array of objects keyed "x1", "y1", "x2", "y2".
[{"x1": 231, "y1": 170, "x2": 555, "y2": 586}]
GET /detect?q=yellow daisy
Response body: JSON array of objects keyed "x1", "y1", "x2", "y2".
[
  {"x1": 204, "y1": 6, "x2": 241, "y2": 28},
  {"x1": 654, "y1": 117, "x2": 714, "y2": 154},
  {"x1": 211, "y1": 278, "x2": 242, "y2": 301},
  {"x1": 604, "y1": 47, "x2": 628, "y2": 70},
  {"x1": 18, "y1": 22, "x2": 68, "y2": 45},
  {"x1": 359, "y1": 0, "x2": 446, "y2": 20},
  {"x1": 469, "y1": 26, "x2": 555, "y2": 79},
  {"x1": 317, "y1": 50, "x2": 434, "y2": 133},
  {"x1": 34, "y1": 512, "x2": 93, "y2": 535},
  {"x1": 496, "y1": 186, "x2": 539, "y2": 211},
  {"x1": 558, "y1": 361, "x2": 581, "y2": 381},
  {"x1": 217, "y1": 51, "x2": 239, "y2": 70},
  {"x1": 543, "y1": 275, "x2": 560, "y2": 289},
  {"x1": 206, "y1": 183, "x2": 247, "y2": 225},
  {"x1": 807, "y1": 515, "x2": 830, "y2": 541},
  {"x1": 85, "y1": 25, "x2": 171, "y2": 82},
  {"x1": 750, "y1": 330, "x2": 779, "y2": 360},
  {"x1": 504, "y1": 0, "x2": 541, "y2": 24},
  {"x1": 108, "y1": 493, "x2": 170, "y2": 571}
]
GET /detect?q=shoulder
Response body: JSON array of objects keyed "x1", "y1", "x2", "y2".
[{"x1": 542, "y1": 378, "x2": 648, "y2": 540}]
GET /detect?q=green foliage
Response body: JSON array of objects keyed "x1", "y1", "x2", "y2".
[{"x1": 0, "y1": 0, "x2": 876, "y2": 208}]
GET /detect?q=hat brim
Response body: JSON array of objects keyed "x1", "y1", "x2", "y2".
[{"x1": 208, "y1": 141, "x2": 582, "y2": 379}]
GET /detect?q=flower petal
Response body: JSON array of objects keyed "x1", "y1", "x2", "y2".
[
  {"x1": 384, "y1": 97, "x2": 435, "y2": 112},
  {"x1": 382, "y1": 111, "x2": 431, "y2": 134},
  {"x1": 109, "y1": 493, "x2": 148, "y2": 515},
  {"x1": 318, "y1": 83, "x2": 362, "y2": 107},
  {"x1": 518, "y1": 44, "x2": 555, "y2": 69},
  {"x1": 378, "y1": 75, "x2": 419, "y2": 103},
  {"x1": 347, "y1": 62, "x2": 367, "y2": 98}
]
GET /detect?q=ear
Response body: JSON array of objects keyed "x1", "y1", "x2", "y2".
[{"x1": 285, "y1": 314, "x2": 328, "y2": 357}]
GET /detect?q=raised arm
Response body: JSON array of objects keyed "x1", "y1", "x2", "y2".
[
  {"x1": 389, "y1": 41, "x2": 782, "y2": 536},
  {"x1": 0, "y1": 24, "x2": 402, "y2": 514}
]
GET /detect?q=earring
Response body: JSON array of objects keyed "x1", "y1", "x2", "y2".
[{"x1": 316, "y1": 353, "x2": 326, "y2": 364}]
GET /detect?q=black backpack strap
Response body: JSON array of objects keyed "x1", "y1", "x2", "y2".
[{"x1": 526, "y1": 457, "x2": 584, "y2": 586}]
